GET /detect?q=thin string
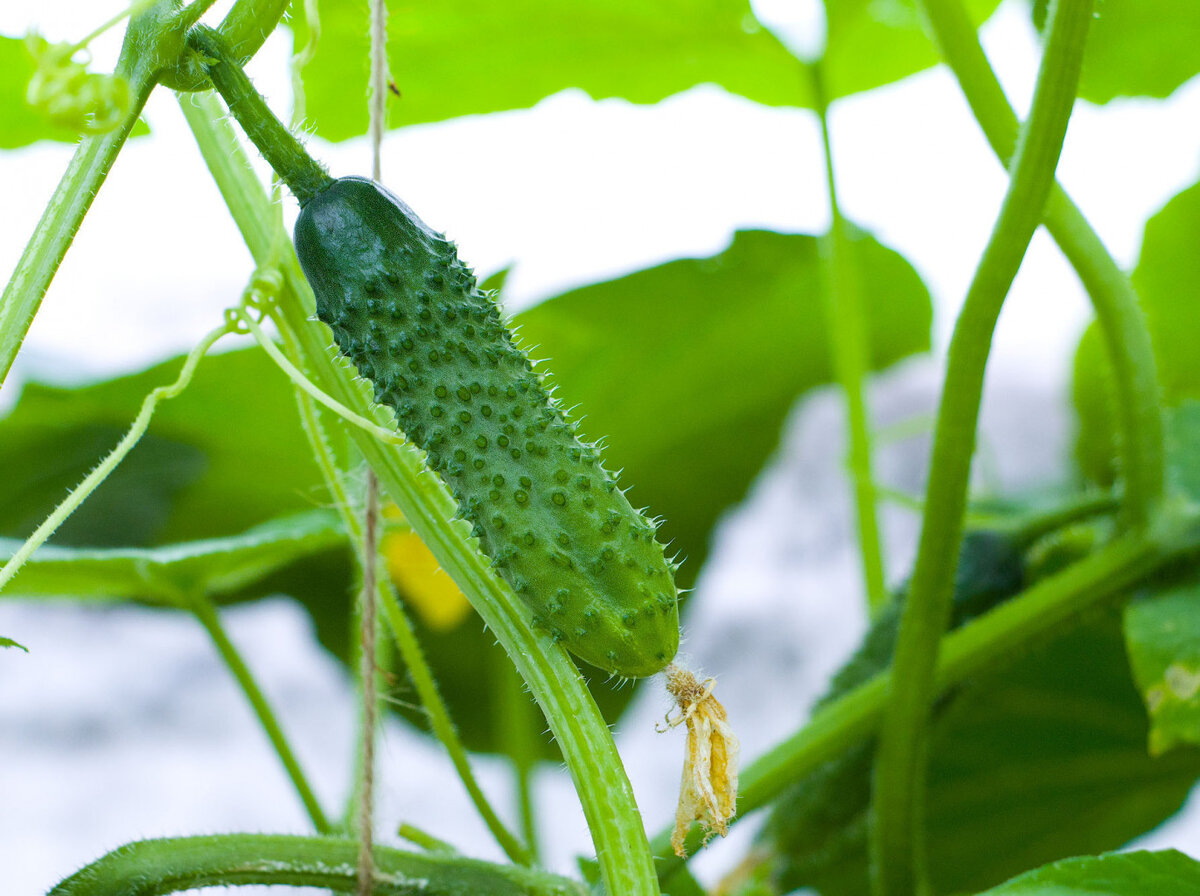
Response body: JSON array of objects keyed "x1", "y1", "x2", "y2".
[{"x1": 357, "y1": 0, "x2": 391, "y2": 892}]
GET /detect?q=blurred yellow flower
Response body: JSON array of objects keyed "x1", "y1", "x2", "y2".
[{"x1": 382, "y1": 529, "x2": 473, "y2": 631}]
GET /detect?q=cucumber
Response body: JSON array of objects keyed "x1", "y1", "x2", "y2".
[{"x1": 294, "y1": 176, "x2": 679, "y2": 678}]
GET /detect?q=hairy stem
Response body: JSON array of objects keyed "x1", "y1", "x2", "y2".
[
  {"x1": 188, "y1": 25, "x2": 332, "y2": 204},
  {"x1": 811, "y1": 61, "x2": 888, "y2": 615},
  {"x1": 917, "y1": 0, "x2": 1165, "y2": 529},
  {"x1": 869, "y1": 1, "x2": 1093, "y2": 892}
]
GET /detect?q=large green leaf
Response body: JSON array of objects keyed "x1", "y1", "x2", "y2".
[
  {"x1": 1029, "y1": 0, "x2": 1200, "y2": 105},
  {"x1": 1126, "y1": 581, "x2": 1200, "y2": 757},
  {"x1": 290, "y1": 0, "x2": 797, "y2": 141},
  {"x1": 289, "y1": 0, "x2": 1000, "y2": 140},
  {"x1": 1073, "y1": 178, "x2": 1200, "y2": 488},
  {"x1": 767, "y1": 606, "x2": 1200, "y2": 895},
  {"x1": 975, "y1": 850, "x2": 1200, "y2": 896},
  {"x1": 0, "y1": 510, "x2": 347, "y2": 603},
  {"x1": 0, "y1": 348, "x2": 327, "y2": 546},
  {"x1": 515, "y1": 226, "x2": 931, "y2": 590}
]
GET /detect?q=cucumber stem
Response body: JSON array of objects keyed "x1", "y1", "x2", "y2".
[
  {"x1": 917, "y1": 0, "x2": 1165, "y2": 531},
  {"x1": 188, "y1": 25, "x2": 333, "y2": 205},
  {"x1": 869, "y1": 1, "x2": 1094, "y2": 892}
]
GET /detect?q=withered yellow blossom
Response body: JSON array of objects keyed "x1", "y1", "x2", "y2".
[{"x1": 661, "y1": 664, "x2": 740, "y2": 858}]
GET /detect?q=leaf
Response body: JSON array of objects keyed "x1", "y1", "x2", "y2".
[
  {"x1": 1043, "y1": 0, "x2": 1200, "y2": 104},
  {"x1": 1125, "y1": 581, "x2": 1200, "y2": 757},
  {"x1": 0, "y1": 348, "x2": 328, "y2": 546},
  {"x1": 0, "y1": 34, "x2": 83, "y2": 148},
  {"x1": 1073, "y1": 177, "x2": 1200, "y2": 488},
  {"x1": 0, "y1": 34, "x2": 149, "y2": 149},
  {"x1": 288, "y1": 0, "x2": 1000, "y2": 140},
  {"x1": 974, "y1": 850, "x2": 1200, "y2": 896},
  {"x1": 766, "y1": 574, "x2": 1200, "y2": 894},
  {"x1": 1, "y1": 636, "x2": 28, "y2": 652},
  {"x1": 290, "y1": 0, "x2": 799, "y2": 141},
  {"x1": 514, "y1": 227, "x2": 931, "y2": 590},
  {"x1": 0, "y1": 510, "x2": 348, "y2": 604},
  {"x1": 820, "y1": 0, "x2": 1001, "y2": 101}
]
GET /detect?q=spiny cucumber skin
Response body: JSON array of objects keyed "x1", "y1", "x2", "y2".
[{"x1": 294, "y1": 176, "x2": 679, "y2": 678}]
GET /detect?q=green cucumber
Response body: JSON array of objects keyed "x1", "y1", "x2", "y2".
[{"x1": 294, "y1": 176, "x2": 680, "y2": 678}]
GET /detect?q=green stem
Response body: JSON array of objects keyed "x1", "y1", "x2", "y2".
[
  {"x1": 188, "y1": 25, "x2": 332, "y2": 204},
  {"x1": 184, "y1": 589, "x2": 333, "y2": 834},
  {"x1": 494, "y1": 648, "x2": 542, "y2": 862},
  {"x1": 48, "y1": 834, "x2": 587, "y2": 896},
  {"x1": 869, "y1": 2, "x2": 1093, "y2": 892},
  {"x1": 917, "y1": 0, "x2": 1165, "y2": 529},
  {"x1": 650, "y1": 527, "x2": 1167, "y2": 876},
  {"x1": 377, "y1": 578, "x2": 534, "y2": 865},
  {"x1": 0, "y1": 62, "x2": 156, "y2": 391},
  {"x1": 180, "y1": 93, "x2": 649, "y2": 889},
  {"x1": 811, "y1": 61, "x2": 888, "y2": 616}
]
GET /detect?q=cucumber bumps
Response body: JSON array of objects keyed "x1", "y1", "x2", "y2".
[{"x1": 295, "y1": 177, "x2": 679, "y2": 678}]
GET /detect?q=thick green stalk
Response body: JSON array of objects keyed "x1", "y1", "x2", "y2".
[
  {"x1": 869, "y1": 2, "x2": 1093, "y2": 893},
  {"x1": 180, "y1": 94, "x2": 659, "y2": 896},
  {"x1": 811, "y1": 61, "x2": 888, "y2": 615},
  {"x1": 918, "y1": 0, "x2": 1164, "y2": 529},
  {"x1": 185, "y1": 589, "x2": 333, "y2": 833},
  {"x1": 48, "y1": 834, "x2": 586, "y2": 896},
  {"x1": 650, "y1": 528, "x2": 1165, "y2": 876}
]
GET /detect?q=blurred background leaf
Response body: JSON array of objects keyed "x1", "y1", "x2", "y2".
[
  {"x1": 1028, "y1": 0, "x2": 1200, "y2": 104},
  {"x1": 288, "y1": 0, "x2": 1000, "y2": 141},
  {"x1": 1126, "y1": 579, "x2": 1200, "y2": 758},
  {"x1": 0, "y1": 348, "x2": 327, "y2": 546},
  {"x1": 515, "y1": 226, "x2": 931, "y2": 591},
  {"x1": 1073, "y1": 176, "x2": 1200, "y2": 488},
  {"x1": 0, "y1": 33, "x2": 150, "y2": 150},
  {"x1": 766, "y1": 609, "x2": 1200, "y2": 896},
  {"x1": 819, "y1": 0, "x2": 1000, "y2": 100},
  {"x1": 973, "y1": 850, "x2": 1200, "y2": 896}
]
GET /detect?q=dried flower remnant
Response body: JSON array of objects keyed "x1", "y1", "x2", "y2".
[{"x1": 660, "y1": 664, "x2": 739, "y2": 858}]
